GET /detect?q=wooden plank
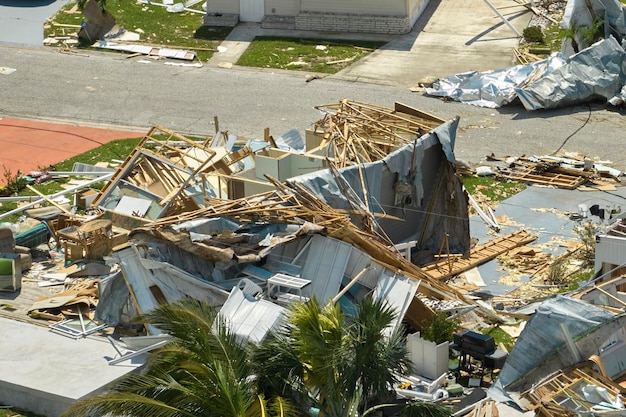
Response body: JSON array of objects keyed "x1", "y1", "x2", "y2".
[
  {"x1": 497, "y1": 168, "x2": 587, "y2": 189},
  {"x1": 422, "y1": 230, "x2": 537, "y2": 280}
]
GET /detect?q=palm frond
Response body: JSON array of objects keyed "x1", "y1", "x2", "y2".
[
  {"x1": 62, "y1": 391, "x2": 192, "y2": 417},
  {"x1": 62, "y1": 298, "x2": 262, "y2": 417}
]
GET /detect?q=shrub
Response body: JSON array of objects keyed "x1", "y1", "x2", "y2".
[
  {"x1": 421, "y1": 311, "x2": 459, "y2": 345},
  {"x1": 523, "y1": 26, "x2": 544, "y2": 43}
]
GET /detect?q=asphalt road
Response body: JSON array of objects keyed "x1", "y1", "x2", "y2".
[{"x1": 1, "y1": 44, "x2": 626, "y2": 172}]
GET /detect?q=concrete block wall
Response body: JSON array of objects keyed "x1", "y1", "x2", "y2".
[
  {"x1": 203, "y1": 13, "x2": 240, "y2": 27},
  {"x1": 295, "y1": 11, "x2": 412, "y2": 34},
  {"x1": 261, "y1": 15, "x2": 296, "y2": 30}
]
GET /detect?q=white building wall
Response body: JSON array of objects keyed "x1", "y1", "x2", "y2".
[
  {"x1": 407, "y1": 0, "x2": 429, "y2": 27},
  {"x1": 595, "y1": 235, "x2": 626, "y2": 273},
  {"x1": 265, "y1": 0, "x2": 300, "y2": 16},
  {"x1": 206, "y1": 0, "x2": 239, "y2": 14},
  {"x1": 300, "y1": 0, "x2": 406, "y2": 16}
]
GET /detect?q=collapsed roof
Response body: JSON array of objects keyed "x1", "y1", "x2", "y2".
[
  {"x1": 64, "y1": 99, "x2": 475, "y2": 341},
  {"x1": 488, "y1": 295, "x2": 622, "y2": 405}
]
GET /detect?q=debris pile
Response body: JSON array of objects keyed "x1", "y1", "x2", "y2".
[
  {"x1": 423, "y1": 0, "x2": 626, "y2": 111},
  {"x1": 489, "y1": 154, "x2": 623, "y2": 191},
  {"x1": 1, "y1": 97, "x2": 626, "y2": 417},
  {"x1": 310, "y1": 99, "x2": 444, "y2": 167}
]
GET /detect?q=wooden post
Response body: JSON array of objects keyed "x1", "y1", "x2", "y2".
[
  {"x1": 26, "y1": 185, "x2": 75, "y2": 216},
  {"x1": 331, "y1": 267, "x2": 369, "y2": 304}
]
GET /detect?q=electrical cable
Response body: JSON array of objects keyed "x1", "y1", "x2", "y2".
[{"x1": 551, "y1": 103, "x2": 592, "y2": 155}]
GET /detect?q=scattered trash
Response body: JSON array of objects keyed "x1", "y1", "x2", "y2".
[{"x1": 0, "y1": 67, "x2": 16, "y2": 75}]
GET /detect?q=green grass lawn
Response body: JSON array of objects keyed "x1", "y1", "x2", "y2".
[
  {"x1": 463, "y1": 175, "x2": 525, "y2": 204},
  {"x1": 45, "y1": 0, "x2": 231, "y2": 61},
  {"x1": 45, "y1": 2, "x2": 387, "y2": 69},
  {"x1": 237, "y1": 36, "x2": 387, "y2": 73}
]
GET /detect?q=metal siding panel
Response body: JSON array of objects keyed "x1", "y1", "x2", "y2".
[
  {"x1": 373, "y1": 271, "x2": 419, "y2": 334},
  {"x1": 220, "y1": 288, "x2": 286, "y2": 342},
  {"x1": 596, "y1": 236, "x2": 626, "y2": 266},
  {"x1": 300, "y1": 235, "x2": 352, "y2": 304}
]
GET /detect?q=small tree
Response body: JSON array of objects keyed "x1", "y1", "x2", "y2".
[
  {"x1": 574, "y1": 220, "x2": 601, "y2": 267},
  {"x1": 421, "y1": 311, "x2": 459, "y2": 345},
  {"x1": 2, "y1": 166, "x2": 26, "y2": 196},
  {"x1": 252, "y1": 297, "x2": 413, "y2": 417},
  {"x1": 546, "y1": 258, "x2": 568, "y2": 286}
]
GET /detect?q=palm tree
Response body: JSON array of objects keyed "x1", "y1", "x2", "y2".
[
  {"x1": 62, "y1": 298, "x2": 290, "y2": 417},
  {"x1": 251, "y1": 296, "x2": 451, "y2": 417},
  {"x1": 346, "y1": 296, "x2": 410, "y2": 410}
]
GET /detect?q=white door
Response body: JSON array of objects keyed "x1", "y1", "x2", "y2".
[{"x1": 240, "y1": 0, "x2": 264, "y2": 22}]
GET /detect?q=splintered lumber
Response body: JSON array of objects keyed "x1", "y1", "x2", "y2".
[
  {"x1": 311, "y1": 99, "x2": 445, "y2": 168},
  {"x1": 521, "y1": 363, "x2": 626, "y2": 417},
  {"x1": 422, "y1": 229, "x2": 537, "y2": 281},
  {"x1": 92, "y1": 124, "x2": 228, "y2": 218},
  {"x1": 149, "y1": 175, "x2": 470, "y2": 304},
  {"x1": 495, "y1": 157, "x2": 596, "y2": 190},
  {"x1": 497, "y1": 167, "x2": 587, "y2": 189}
]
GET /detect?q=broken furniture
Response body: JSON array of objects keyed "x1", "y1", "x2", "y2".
[
  {"x1": 23, "y1": 205, "x2": 73, "y2": 249},
  {"x1": 237, "y1": 278, "x2": 264, "y2": 298},
  {"x1": 0, "y1": 225, "x2": 32, "y2": 272},
  {"x1": 15, "y1": 223, "x2": 51, "y2": 250},
  {"x1": 267, "y1": 273, "x2": 311, "y2": 305},
  {"x1": 0, "y1": 253, "x2": 22, "y2": 292},
  {"x1": 57, "y1": 219, "x2": 113, "y2": 262}
]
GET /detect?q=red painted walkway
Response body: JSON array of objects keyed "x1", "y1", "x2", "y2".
[{"x1": 0, "y1": 118, "x2": 142, "y2": 185}]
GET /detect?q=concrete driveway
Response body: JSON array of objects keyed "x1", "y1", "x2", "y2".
[
  {"x1": 0, "y1": 0, "x2": 72, "y2": 47},
  {"x1": 334, "y1": 0, "x2": 533, "y2": 87}
]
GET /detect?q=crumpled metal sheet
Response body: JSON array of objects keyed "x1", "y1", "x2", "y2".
[
  {"x1": 425, "y1": 37, "x2": 626, "y2": 110},
  {"x1": 424, "y1": 55, "x2": 566, "y2": 108},
  {"x1": 516, "y1": 37, "x2": 626, "y2": 110},
  {"x1": 608, "y1": 83, "x2": 626, "y2": 106}
]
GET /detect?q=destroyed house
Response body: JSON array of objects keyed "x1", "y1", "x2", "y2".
[
  {"x1": 489, "y1": 296, "x2": 626, "y2": 415},
  {"x1": 99, "y1": 178, "x2": 471, "y2": 338},
  {"x1": 90, "y1": 100, "x2": 469, "y2": 263},
  {"x1": 0, "y1": 99, "x2": 488, "y2": 417}
]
